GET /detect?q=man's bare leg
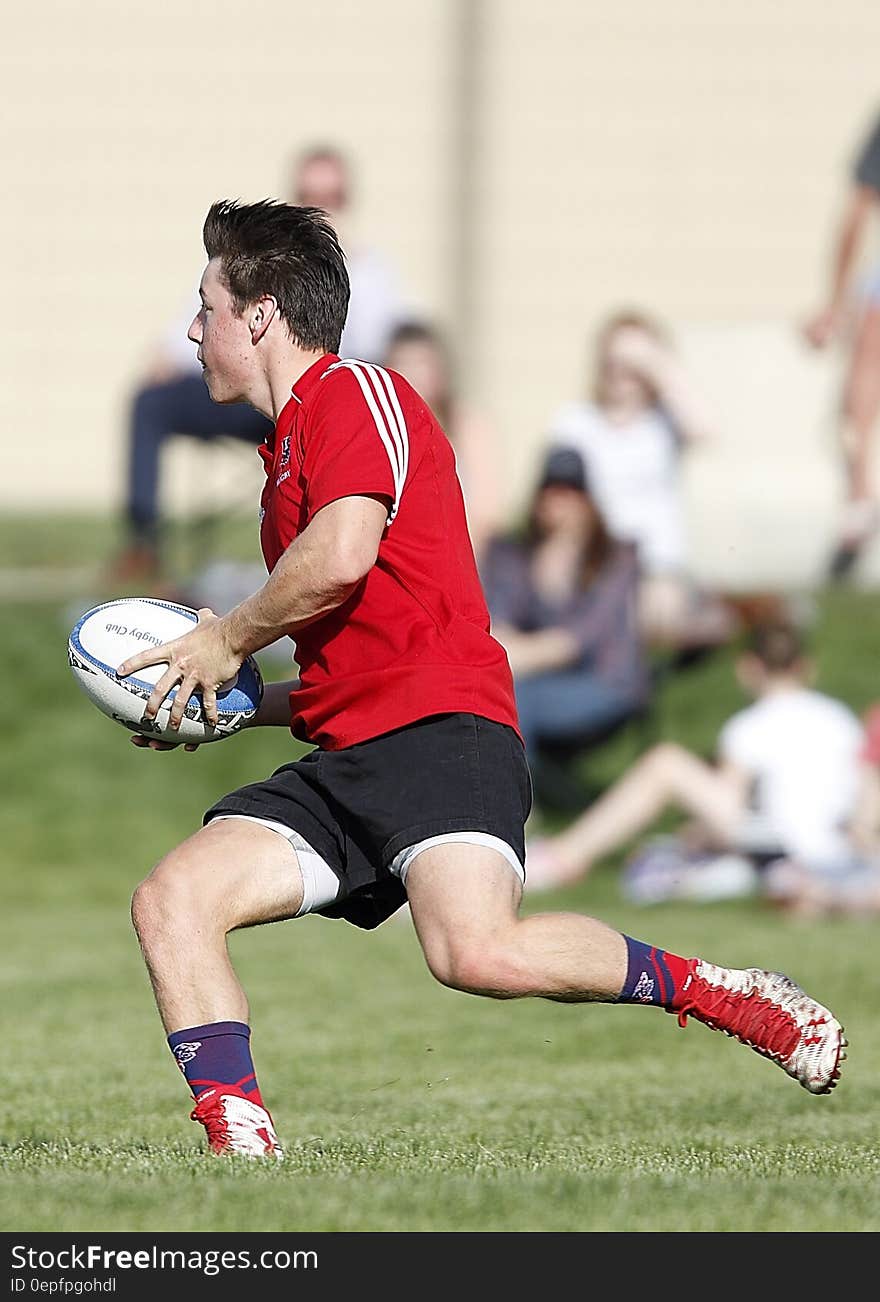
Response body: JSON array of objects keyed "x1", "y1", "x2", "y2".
[
  {"x1": 406, "y1": 844, "x2": 627, "y2": 1000},
  {"x1": 405, "y1": 843, "x2": 846, "y2": 1095},
  {"x1": 130, "y1": 818, "x2": 305, "y2": 1157},
  {"x1": 131, "y1": 819, "x2": 305, "y2": 1030}
]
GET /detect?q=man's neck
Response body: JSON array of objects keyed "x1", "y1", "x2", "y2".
[{"x1": 254, "y1": 346, "x2": 329, "y2": 422}]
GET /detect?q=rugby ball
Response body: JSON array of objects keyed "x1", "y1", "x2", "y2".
[{"x1": 68, "y1": 597, "x2": 263, "y2": 744}]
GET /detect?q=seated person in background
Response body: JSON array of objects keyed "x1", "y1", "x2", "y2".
[
  {"x1": 525, "y1": 622, "x2": 873, "y2": 896},
  {"x1": 384, "y1": 320, "x2": 501, "y2": 563},
  {"x1": 109, "y1": 311, "x2": 272, "y2": 586},
  {"x1": 109, "y1": 145, "x2": 407, "y2": 584},
  {"x1": 482, "y1": 445, "x2": 651, "y2": 782},
  {"x1": 546, "y1": 310, "x2": 737, "y2": 651},
  {"x1": 762, "y1": 701, "x2": 880, "y2": 918}
]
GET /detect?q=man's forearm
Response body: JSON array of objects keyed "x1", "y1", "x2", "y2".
[
  {"x1": 221, "y1": 536, "x2": 358, "y2": 659},
  {"x1": 218, "y1": 497, "x2": 386, "y2": 660}
]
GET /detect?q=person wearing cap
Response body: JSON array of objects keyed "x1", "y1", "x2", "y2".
[{"x1": 481, "y1": 444, "x2": 651, "y2": 783}]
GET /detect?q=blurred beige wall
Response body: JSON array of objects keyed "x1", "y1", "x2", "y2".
[{"x1": 3, "y1": 1, "x2": 880, "y2": 584}]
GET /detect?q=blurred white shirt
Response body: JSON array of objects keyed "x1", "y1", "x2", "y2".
[
  {"x1": 548, "y1": 400, "x2": 686, "y2": 575},
  {"x1": 718, "y1": 688, "x2": 864, "y2": 866}
]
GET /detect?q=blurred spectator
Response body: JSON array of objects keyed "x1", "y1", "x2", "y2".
[
  {"x1": 762, "y1": 702, "x2": 880, "y2": 918},
  {"x1": 482, "y1": 445, "x2": 650, "y2": 788},
  {"x1": 545, "y1": 310, "x2": 737, "y2": 651},
  {"x1": 108, "y1": 145, "x2": 408, "y2": 584},
  {"x1": 803, "y1": 108, "x2": 880, "y2": 581},
  {"x1": 384, "y1": 320, "x2": 501, "y2": 561},
  {"x1": 525, "y1": 622, "x2": 874, "y2": 900},
  {"x1": 301, "y1": 145, "x2": 407, "y2": 363}
]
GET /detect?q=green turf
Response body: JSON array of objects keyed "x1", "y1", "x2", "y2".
[{"x1": 1, "y1": 525, "x2": 879, "y2": 1232}]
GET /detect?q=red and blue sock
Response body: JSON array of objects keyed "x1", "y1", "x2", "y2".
[
  {"x1": 168, "y1": 1021, "x2": 264, "y2": 1106},
  {"x1": 616, "y1": 936, "x2": 693, "y2": 1008}
]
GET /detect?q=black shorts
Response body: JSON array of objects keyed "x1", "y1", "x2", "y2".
[{"x1": 204, "y1": 712, "x2": 532, "y2": 930}]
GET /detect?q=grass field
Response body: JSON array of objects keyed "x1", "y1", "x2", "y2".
[{"x1": 1, "y1": 517, "x2": 879, "y2": 1233}]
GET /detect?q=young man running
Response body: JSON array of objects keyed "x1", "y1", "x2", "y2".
[{"x1": 121, "y1": 200, "x2": 845, "y2": 1159}]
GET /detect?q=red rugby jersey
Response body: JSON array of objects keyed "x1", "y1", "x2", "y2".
[{"x1": 258, "y1": 353, "x2": 519, "y2": 750}]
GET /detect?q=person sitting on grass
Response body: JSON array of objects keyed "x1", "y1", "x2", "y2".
[
  {"x1": 481, "y1": 446, "x2": 651, "y2": 789},
  {"x1": 760, "y1": 700, "x2": 880, "y2": 919},
  {"x1": 525, "y1": 622, "x2": 872, "y2": 897}
]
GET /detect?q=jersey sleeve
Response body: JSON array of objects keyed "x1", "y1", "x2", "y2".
[{"x1": 301, "y1": 362, "x2": 410, "y2": 525}]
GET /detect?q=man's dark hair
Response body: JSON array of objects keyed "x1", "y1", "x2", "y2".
[
  {"x1": 747, "y1": 622, "x2": 806, "y2": 673},
  {"x1": 203, "y1": 199, "x2": 350, "y2": 353}
]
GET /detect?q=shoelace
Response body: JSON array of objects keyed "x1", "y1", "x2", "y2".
[
  {"x1": 676, "y1": 980, "x2": 801, "y2": 1061},
  {"x1": 191, "y1": 1094, "x2": 231, "y2": 1150}
]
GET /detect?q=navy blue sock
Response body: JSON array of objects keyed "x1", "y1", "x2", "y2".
[
  {"x1": 168, "y1": 1021, "x2": 263, "y2": 1105},
  {"x1": 616, "y1": 936, "x2": 692, "y2": 1008}
]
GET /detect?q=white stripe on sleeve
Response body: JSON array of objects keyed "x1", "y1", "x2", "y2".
[
  {"x1": 367, "y1": 363, "x2": 410, "y2": 498},
  {"x1": 321, "y1": 360, "x2": 410, "y2": 522}
]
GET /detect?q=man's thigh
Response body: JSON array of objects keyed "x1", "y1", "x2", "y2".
[
  {"x1": 152, "y1": 817, "x2": 307, "y2": 928},
  {"x1": 404, "y1": 841, "x2": 523, "y2": 973}
]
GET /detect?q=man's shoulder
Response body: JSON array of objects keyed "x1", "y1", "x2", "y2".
[
  {"x1": 303, "y1": 357, "x2": 404, "y2": 419},
  {"x1": 302, "y1": 358, "x2": 434, "y2": 463},
  {"x1": 314, "y1": 357, "x2": 418, "y2": 403}
]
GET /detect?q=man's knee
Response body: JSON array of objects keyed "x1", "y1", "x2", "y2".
[
  {"x1": 131, "y1": 841, "x2": 220, "y2": 941},
  {"x1": 423, "y1": 934, "x2": 525, "y2": 999}
]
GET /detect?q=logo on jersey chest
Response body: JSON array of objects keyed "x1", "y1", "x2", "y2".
[{"x1": 275, "y1": 434, "x2": 292, "y2": 487}]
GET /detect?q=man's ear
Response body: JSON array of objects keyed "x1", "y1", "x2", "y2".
[{"x1": 249, "y1": 295, "x2": 278, "y2": 345}]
